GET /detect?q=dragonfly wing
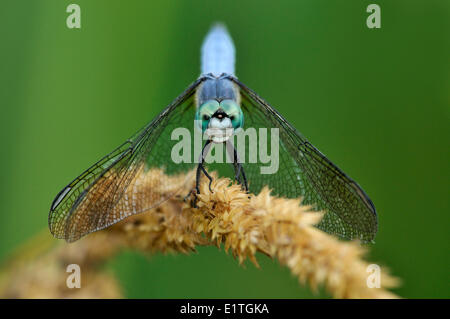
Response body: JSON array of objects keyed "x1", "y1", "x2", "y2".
[
  {"x1": 49, "y1": 78, "x2": 204, "y2": 242},
  {"x1": 230, "y1": 77, "x2": 377, "y2": 242}
]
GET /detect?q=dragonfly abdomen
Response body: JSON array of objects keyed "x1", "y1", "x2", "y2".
[{"x1": 201, "y1": 23, "x2": 235, "y2": 76}]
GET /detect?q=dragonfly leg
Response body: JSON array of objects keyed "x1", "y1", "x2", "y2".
[
  {"x1": 183, "y1": 189, "x2": 194, "y2": 203},
  {"x1": 236, "y1": 161, "x2": 248, "y2": 192},
  {"x1": 195, "y1": 162, "x2": 202, "y2": 194},
  {"x1": 234, "y1": 162, "x2": 242, "y2": 184},
  {"x1": 200, "y1": 163, "x2": 214, "y2": 193},
  {"x1": 228, "y1": 141, "x2": 248, "y2": 192},
  {"x1": 184, "y1": 161, "x2": 203, "y2": 208},
  {"x1": 239, "y1": 163, "x2": 249, "y2": 192},
  {"x1": 197, "y1": 139, "x2": 213, "y2": 193},
  {"x1": 185, "y1": 140, "x2": 213, "y2": 207},
  {"x1": 225, "y1": 141, "x2": 241, "y2": 185}
]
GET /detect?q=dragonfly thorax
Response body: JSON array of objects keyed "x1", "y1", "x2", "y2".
[{"x1": 196, "y1": 74, "x2": 240, "y2": 106}]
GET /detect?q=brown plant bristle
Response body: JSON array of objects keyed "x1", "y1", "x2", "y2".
[{"x1": 0, "y1": 169, "x2": 399, "y2": 298}]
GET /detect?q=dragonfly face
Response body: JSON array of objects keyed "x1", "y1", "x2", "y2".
[
  {"x1": 49, "y1": 24, "x2": 377, "y2": 243},
  {"x1": 195, "y1": 99, "x2": 244, "y2": 142}
]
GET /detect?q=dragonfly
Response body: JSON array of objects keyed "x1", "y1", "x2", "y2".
[{"x1": 49, "y1": 24, "x2": 377, "y2": 243}]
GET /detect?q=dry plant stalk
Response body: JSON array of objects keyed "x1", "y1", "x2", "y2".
[
  {"x1": 0, "y1": 231, "x2": 122, "y2": 298},
  {"x1": 0, "y1": 169, "x2": 399, "y2": 298}
]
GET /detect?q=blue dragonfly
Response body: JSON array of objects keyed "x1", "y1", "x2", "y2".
[{"x1": 49, "y1": 24, "x2": 377, "y2": 243}]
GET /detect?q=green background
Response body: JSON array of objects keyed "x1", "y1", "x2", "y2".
[{"x1": 0, "y1": 0, "x2": 448, "y2": 298}]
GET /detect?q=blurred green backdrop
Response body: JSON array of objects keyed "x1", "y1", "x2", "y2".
[{"x1": 0, "y1": 0, "x2": 449, "y2": 298}]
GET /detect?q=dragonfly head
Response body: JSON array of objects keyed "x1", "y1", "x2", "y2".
[{"x1": 196, "y1": 99, "x2": 243, "y2": 142}]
